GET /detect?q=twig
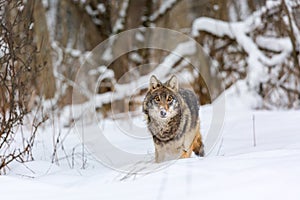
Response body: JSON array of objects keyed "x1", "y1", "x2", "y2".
[{"x1": 252, "y1": 114, "x2": 256, "y2": 147}]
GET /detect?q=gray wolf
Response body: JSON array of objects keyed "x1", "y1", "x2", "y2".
[{"x1": 143, "y1": 75, "x2": 204, "y2": 163}]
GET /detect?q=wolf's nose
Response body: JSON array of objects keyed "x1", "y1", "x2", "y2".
[{"x1": 160, "y1": 109, "x2": 167, "y2": 117}]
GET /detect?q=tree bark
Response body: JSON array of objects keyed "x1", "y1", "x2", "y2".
[{"x1": 32, "y1": 0, "x2": 56, "y2": 99}]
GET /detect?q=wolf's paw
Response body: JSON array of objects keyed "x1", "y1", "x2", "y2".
[{"x1": 193, "y1": 137, "x2": 205, "y2": 157}]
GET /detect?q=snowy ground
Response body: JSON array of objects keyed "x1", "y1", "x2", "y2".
[{"x1": 1, "y1": 93, "x2": 300, "y2": 200}]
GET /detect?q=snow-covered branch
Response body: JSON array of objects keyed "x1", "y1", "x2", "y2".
[
  {"x1": 192, "y1": 1, "x2": 291, "y2": 67},
  {"x1": 192, "y1": 0, "x2": 300, "y2": 109},
  {"x1": 149, "y1": 0, "x2": 182, "y2": 23},
  {"x1": 256, "y1": 36, "x2": 292, "y2": 52},
  {"x1": 95, "y1": 40, "x2": 196, "y2": 106},
  {"x1": 51, "y1": 41, "x2": 93, "y2": 102},
  {"x1": 192, "y1": 1, "x2": 296, "y2": 85},
  {"x1": 112, "y1": 0, "x2": 130, "y2": 34},
  {"x1": 102, "y1": 0, "x2": 130, "y2": 61}
]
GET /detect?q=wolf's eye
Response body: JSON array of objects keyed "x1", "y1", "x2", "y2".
[
  {"x1": 167, "y1": 96, "x2": 173, "y2": 102},
  {"x1": 154, "y1": 96, "x2": 160, "y2": 102}
]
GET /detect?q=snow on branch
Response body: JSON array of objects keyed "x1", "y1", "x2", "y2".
[
  {"x1": 192, "y1": 0, "x2": 299, "y2": 89},
  {"x1": 149, "y1": 0, "x2": 182, "y2": 23},
  {"x1": 113, "y1": 0, "x2": 130, "y2": 34},
  {"x1": 94, "y1": 40, "x2": 196, "y2": 106},
  {"x1": 192, "y1": 17, "x2": 237, "y2": 39},
  {"x1": 102, "y1": 0, "x2": 130, "y2": 61},
  {"x1": 192, "y1": 0, "x2": 300, "y2": 109},
  {"x1": 256, "y1": 36, "x2": 292, "y2": 52},
  {"x1": 51, "y1": 41, "x2": 93, "y2": 103},
  {"x1": 192, "y1": 1, "x2": 286, "y2": 62}
]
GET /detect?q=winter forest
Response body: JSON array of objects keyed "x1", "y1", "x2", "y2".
[{"x1": 1, "y1": 0, "x2": 300, "y2": 199}]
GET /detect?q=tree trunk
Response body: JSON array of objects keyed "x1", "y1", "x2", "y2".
[{"x1": 32, "y1": 0, "x2": 56, "y2": 99}]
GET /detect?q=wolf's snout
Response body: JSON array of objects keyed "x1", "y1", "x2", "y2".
[{"x1": 160, "y1": 109, "x2": 167, "y2": 118}]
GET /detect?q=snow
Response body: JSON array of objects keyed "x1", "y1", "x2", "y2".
[
  {"x1": 29, "y1": 22, "x2": 34, "y2": 30},
  {"x1": 17, "y1": 4, "x2": 24, "y2": 12},
  {"x1": 129, "y1": 52, "x2": 143, "y2": 63},
  {"x1": 256, "y1": 36, "x2": 292, "y2": 52},
  {"x1": 135, "y1": 31, "x2": 144, "y2": 42},
  {"x1": 102, "y1": 41, "x2": 113, "y2": 61},
  {"x1": 119, "y1": 0, "x2": 129, "y2": 17},
  {"x1": 192, "y1": 17, "x2": 236, "y2": 38},
  {"x1": 65, "y1": 48, "x2": 81, "y2": 57},
  {"x1": 2, "y1": 89, "x2": 300, "y2": 199},
  {"x1": 44, "y1": 0, "x2": 58, "y2": 40},
  {"x1": 97, "y1": 4, "x2": 106, "y2": 13},
  {"x1": 0, "y1": 37, "x2": 9, "y2": 59},
  {"x1": 149, "y1": 0, "x2": 178, "y2": 22},
  {"x1": 113, "y1": 19, "x2": 124, "y2": 33},
  {"x1": 239, "y1": 0, "x2": 251, "y2": 20},
  {"x1": 42, "y1": 0, "x2": 49, "y2": 8},
  {"x1": 2, "y1": 1, "x2": 300, "y2": 198},
  {"x1": 85, "y1": 5, "x2": 99, "y2": 17},
  {"x1": 112, "y1": 0, "x2": 129, "y2": 33},
  {"x1": 88, "y1": 65, "x2": 110, "y2": 76}
]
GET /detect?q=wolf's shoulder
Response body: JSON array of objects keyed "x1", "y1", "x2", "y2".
[
  {"x1": 178, "y1": 88, "x2": 199, "y2": 112},
  {"x1": 178, "y1": 89, "x2": 198, "y2": 104}
]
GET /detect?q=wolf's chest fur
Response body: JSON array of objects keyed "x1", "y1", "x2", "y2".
[
  {"x1": 149, "y1": 111, "x2": 199, "y2": 162},
  {"x1": 143, "y1": 75, "x2": 204, "y2": 163},
  {"x1": 149, "y1": 112, "x2": 181, "y2": 143}
]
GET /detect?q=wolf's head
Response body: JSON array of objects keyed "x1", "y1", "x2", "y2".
[{"x1": 144, "y1": 75, "x2": 181, "y2": 121}]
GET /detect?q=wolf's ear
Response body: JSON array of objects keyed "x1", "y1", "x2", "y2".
[
  {"x1": 150, "y1": 75, "x2": 161, "y2": 91},
  {"x1": 166, "y1": 75, "x2": 178, "y2": 91}
]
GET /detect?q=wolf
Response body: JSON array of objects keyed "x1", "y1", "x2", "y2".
[{"x1": 143, "y1": 75, "x2": 204, "y2": 163}]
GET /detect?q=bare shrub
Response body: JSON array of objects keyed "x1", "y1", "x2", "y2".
[{"x1": 0, "y1": 0, "x2": 46, "y2": 174}]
